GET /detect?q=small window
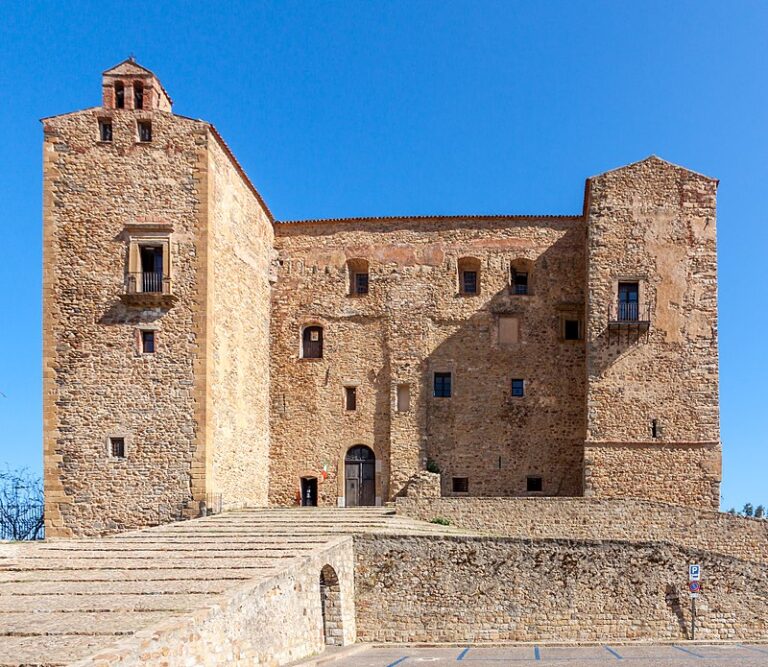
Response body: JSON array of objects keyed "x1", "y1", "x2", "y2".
[
  {"x1": 138, "y1": 121, "x2": 152, "y2": 142},
  {"x1": 564, "y1": 319, "x2": 581, "y2": 340},
  {"x1": 99, "y1": 120, "x2": 113, "y2": 142},
  {"x1": 141, "y1": 330, "x2": 155, "y2": 354},
  {"x1": 526, "y1": 476, "x2": 542, "y2": 492},
  {"x1": 396, "y1": 384, "x2": 410, "y2": 412},
  {"x1": 354, "y1": 272, "x2": 369, "y2": 295},
  {"x1": 498, "y1": 316, "x2": 519, "y2": 345},
  {"x1": 458, "y1": 257, "x2": 481, "y2": 295},
  {"x1": 344, "y1": 386, "x2": 357, "y2": 411},
  {"x1": 134, "y1": 82, "x2": 144, "y2": 110},
  {"x1": 511, "y1": 270, "x2": 528, "y2": 295},
  {"x1": 433, "y1": 372, "x2": 452, "y2": 398},
  {"x1": 452, "y1": 477, "x2": 469, "y2": 493},
  {"x1": 347, "y1": 259, "x2": 370, "y2": 296},
  {"x1": 511, "y1": 378, "x2": 525, "y2": 397},
  {"x1": 115, "y1": 82, "x2": 125, "y2": 109},
  {"x1": 302, "y1": 326, "x2": 323, "y2": 359},
  {"x1": 110, "y1": 437, "x2": 125, "y2": 459},
  {"x1": 462, "y1": 271, "x2": 477, "y2": 294}
]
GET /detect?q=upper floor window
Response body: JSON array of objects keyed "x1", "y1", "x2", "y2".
[
  {"x1": 564, "y1": 319, "x2": 581, "y2": 340},
  {"x1": 617, "y1": 282, "x2": 639, "y2": 321},
  {"x1": 99, "y1": 120, "x2": 113, "y2": 142},
  {"x1": 511, "y1": 378, "x2": 525, "y2": 397},
  {"x1": 347, "y1": 259, "x2": 369, "y2": 296},
  {"x1": 141, "y1": 330, "x2": 156, "y2": 354},
  {"x1": 134, "y1": 81, "x2": 144, "y2": 110},
  {"x1": 109, "y1": 436, "x2": 126, "y2": 458},
  {"x1": 115, "y1": 82, "x2": 125, "y2": 109},
  {"x1": 434, "y1": 372, "x2": 452, "y2": 398},
  {"x1": 510, "y1": 258, "x2": 532, "y2": 295},
  {"x1": 302, "y1": 326, "x2": 323, "y2": 359},
  {"x1": 457, "y1": 257, "x2": 481, "y2": 296},
  {"x1": 138, "y1": 120, "x2": 152, "y2": 143},
  {"x1": 139, "y1": 246, "x2": 164, "y2": 292},
  {"x1": 344, "y1": 386, "x2": 357, "y2": 411}
]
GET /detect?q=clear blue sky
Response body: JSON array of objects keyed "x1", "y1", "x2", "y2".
[{"x1": 1, "y1": 1, "x2": 766, "y2": 511}]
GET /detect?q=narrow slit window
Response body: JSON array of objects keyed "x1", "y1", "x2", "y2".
[
  {"x1": 526, "y1": 476, "x2": 542, "y2": 492},
  {"x1": 141, "y1": 330, "x2": 155, "y2": 354},
  {"x1": 99, "y1": 120, "x2": 113, "y2": 142},
  {"x1": 452, "y1": 477, "x2": 469, "y2": 493},
  {"x1": 138, "y1": 120, "x2": 152, "y2": 142},
  {"x1": 433, "y1": 372, "x2": 452, "y2": 398},
  {"x1": 344, "y1": 386, "x2": 357, "y2": 411},
  {"x1": 110, "y1": 437, "x2": 126, "y2": 459}
]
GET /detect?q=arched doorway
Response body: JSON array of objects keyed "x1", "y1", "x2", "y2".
[
  {"x1": 319, "y1": 564, "x2": 342, "y2": 645},
  {"x1": 344, "y1": 445, "x2": 375, "y2": 507}
]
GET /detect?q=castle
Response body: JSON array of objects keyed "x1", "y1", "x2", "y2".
[{"x1": 42, "y1": 59, "x2": 721, "y2": 537}]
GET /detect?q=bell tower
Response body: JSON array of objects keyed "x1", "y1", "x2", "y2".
[{"x1": 101, "y1": 56, "x2": 173, "y2": 112}]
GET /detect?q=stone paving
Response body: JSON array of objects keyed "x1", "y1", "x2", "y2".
[{"x1": 0, "y1": 507, "x2": 465, "y2": 667}]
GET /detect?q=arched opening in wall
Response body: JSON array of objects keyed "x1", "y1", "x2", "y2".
[
  {"x1": 114, "y1": 82, "x2": 125, "y2": 109},
  {"x1": 457, "y1": 257, "x2": 481, "y2": 295},
  {"x1": 134, "y1": 81, "x2": 144, "y2": 109},
  {"x1": 319, "y1": 564, "x2": 342, "y2": 646},
  {"x1": 344, "y1": 445, "x2": 375, "y2": 507},
  {"x1": 510, "y1": 258, "x2": 533, "y2": 295},
  {"x1": 301, "y1": 325, "x2": 324, "y2": 359},
  {"x1": 346, "y1": 258, "x2": 369, "y2": 296}
]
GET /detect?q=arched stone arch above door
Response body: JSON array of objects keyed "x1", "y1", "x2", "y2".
[{"x1": 335, "y1": 440, "x2": 384, "y2": 507}]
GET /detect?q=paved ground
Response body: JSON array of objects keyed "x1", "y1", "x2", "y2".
[
  {"x1": 332, "y1": 645, "x2": 768, "y2": 667},
  {"x1": 0, "y1": 508, "x2": 465, "y2": 667}
]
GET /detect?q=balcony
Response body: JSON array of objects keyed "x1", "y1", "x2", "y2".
[
  {"x1": 608, "y1": 302, "x2": 650, "y2": 342},
  {"x1": 121, "y1": 271, "x2": 176, "y2": 306}
]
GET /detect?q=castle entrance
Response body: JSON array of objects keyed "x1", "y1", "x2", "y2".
[{"x1": 344, "y1": 445, "x2": 375, "y2": 507}]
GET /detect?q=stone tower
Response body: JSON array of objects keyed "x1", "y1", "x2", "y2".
[{"x1": 43, "y1": 59, "x2": 274, "y2": 536}]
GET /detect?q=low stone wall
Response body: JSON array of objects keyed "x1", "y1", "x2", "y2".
[
  {"x1": 354, "y1": 534, "x2": 768, "y2": 643},
  {"x1": 69, "y1": 538, "x2": 356, "y2": 667},
  {"x1": 395, "y1": 497, "x2": 768, "y2": 564}
]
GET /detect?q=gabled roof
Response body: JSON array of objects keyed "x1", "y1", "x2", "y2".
[
  {"x1": 102, "y1": 57, "x2": 156, "y2": 77},
  {"x1": 588, "y1": 155, "x2": 718, "y2": 184}
]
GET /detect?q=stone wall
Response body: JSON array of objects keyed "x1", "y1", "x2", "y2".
[
  {"x1": 584, "y1": 157, "x2": 721, "y2": 508},
  {"x1": 69, "y1": 538, "x2": 356, "y2": 667},
  {"x1": 270, "y1": 216, "x2": 587, "y2": 506},
  {"x1": 355, "y1": 534, "x2": 768, "y2": 642},
  {"x1": 42, "y1": 106, "x2": 209, "y2": 536},
  {"x1": 396, "y1": 497, "x2": 768, "y2": 564},
  {"x1": 208, "y1": 135, "x2": 274, "y2": 508}
]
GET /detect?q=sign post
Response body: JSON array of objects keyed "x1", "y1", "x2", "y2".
[{"x1": 688, "y1": 565, "x2": 701, "y2": 641}]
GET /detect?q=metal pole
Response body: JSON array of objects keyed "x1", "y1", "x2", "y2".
[{"x1": 691, "y1": 597, "x2": 696, "y2": 641}]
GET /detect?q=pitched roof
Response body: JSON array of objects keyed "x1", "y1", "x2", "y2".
[{"x1": 588, "y1": 155, "x2": 718, "y2": 183}]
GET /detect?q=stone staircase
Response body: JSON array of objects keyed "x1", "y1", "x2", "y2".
[{"x1": 0, "y1": 507, "x2": 467, "y2": 666}]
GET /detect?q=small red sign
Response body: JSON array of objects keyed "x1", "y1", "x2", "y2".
[{"x1": 689, "y1": 581, "x2": 701, "y2": 593}]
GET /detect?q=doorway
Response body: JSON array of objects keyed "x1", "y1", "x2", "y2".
[
  {"x1": 344, "y1": 445, "x2": 375, "y2": 507},
  {"x1": 319, "y1": 564, "x2": 342, "y2": 645},
  {"x1": 301, "y1": 477, "x2": 318, "y2": 506}
]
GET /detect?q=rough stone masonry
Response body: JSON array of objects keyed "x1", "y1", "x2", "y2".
[{"x1": 43, "y1": 59, "x2": 720, "y2": 538}]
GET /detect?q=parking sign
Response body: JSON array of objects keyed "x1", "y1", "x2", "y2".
[{"x1": 689, "y1": 564, "x2": 701, "y2": 581}]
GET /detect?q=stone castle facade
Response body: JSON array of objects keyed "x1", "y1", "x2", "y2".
[{"x1": 42, "y1": 60, "x2": 721, "y2": 537}]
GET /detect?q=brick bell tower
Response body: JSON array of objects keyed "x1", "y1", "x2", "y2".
[{"x1": 101, "y1": 56, "x2": 173, "y2": 112}]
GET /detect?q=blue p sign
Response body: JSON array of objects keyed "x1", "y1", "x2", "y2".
[{"x1": 689, "y1": 564, "x2": 701, "y2": 581}]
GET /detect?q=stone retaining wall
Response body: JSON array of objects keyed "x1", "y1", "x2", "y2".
[
  {"x1": 69, "y1": 539, "x2": 356, "y2": 667},
  {"x1": 354, "y1": 534, "x2": 768, "y2": 643},
  {"x1": 395, "y1": 497, "x2": 768, "y2": 564}
]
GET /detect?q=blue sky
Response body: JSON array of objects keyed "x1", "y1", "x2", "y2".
[{"x1": 1, "y1": 1, "x2": 766, "y2": 510}]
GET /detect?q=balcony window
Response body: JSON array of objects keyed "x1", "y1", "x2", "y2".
[
  {"x1": 617, "y1": 282, "x2": 640, "y2": 321},
  {"x1": 139, "y1": 246, "x2": 164, "y2": 292}
]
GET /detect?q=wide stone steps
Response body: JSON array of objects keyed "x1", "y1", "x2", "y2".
[{"x1": 0, "y1": 506, "x2": 465, "y2": 666}]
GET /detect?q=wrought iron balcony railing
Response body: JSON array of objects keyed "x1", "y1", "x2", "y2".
[
  {"x1": 125, "y1": 271, "x2": 171, "y2": 295},
  {"x1": 608, "y1": 301, "x2": 651, "y2": 342}
]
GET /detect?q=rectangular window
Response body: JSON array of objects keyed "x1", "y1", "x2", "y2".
[
  {"x1": 564, "y1": 319, "x2": 581, "y2": 340},
  {"x1": 344, "y1": 386, "x2": 357, "y2": 411},
  {"x1": 138, "y1": 120, "x2": 152, "y2": 142},
  {"x1": 512, "y1": 271, "x2": 528, "y2": 295},
  {"x1": 526, "y1": 476, "x2": 542, "y2": 492},
  {"x1": 396, "y1": 384, "x2": 410, "y2": 412},
  {"x1": 462, "y1": 271, "x2": 477, "y2": 294},
  {"x1": 433, "y1": 372, "x2": 452, "y2": 398},
  {"x1": 110, "y1": 437, "x2": 126, "y2": 459},
  {"x1": 511, "y1": 378, "x2": 525, "y2": 397},
  {"x1": 452, "y1": 477, "x2": 469, "y2": 493},
  {"x1": 99, "y1": 120, "x2": 113, "y2": 142},
  {"x1": 141, "y1": 330, "x2": 155, "y2": 354},
  {"x1": 354, "y1": 272, "x2": 369, "y2": 295},
  {"x1": 618, "y1": 282, "x2": 639, "y2": 321}
]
